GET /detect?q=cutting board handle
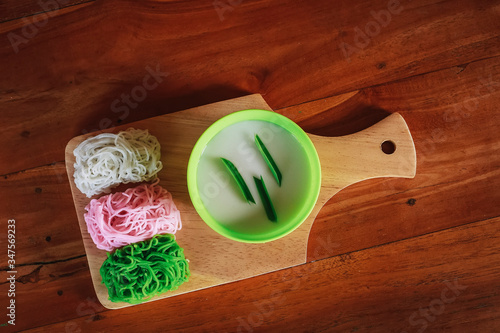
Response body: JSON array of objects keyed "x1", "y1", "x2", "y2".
[{"x1": 308, "y1": 112, "x2": 416, "y2": 196}]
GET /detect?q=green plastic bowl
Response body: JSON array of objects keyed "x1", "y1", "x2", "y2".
[{"x1": 187, "y1": 110, "x2": 321, "y2": 243}]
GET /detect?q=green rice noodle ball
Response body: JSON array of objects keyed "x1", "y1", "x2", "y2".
[{"x1": 100, "y1": 234, "x2": 190, "y2": 304}]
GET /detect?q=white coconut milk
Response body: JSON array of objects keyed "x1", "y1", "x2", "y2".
[{"x1": 196, "y1": 120, "x2": 312, "y2": 234}]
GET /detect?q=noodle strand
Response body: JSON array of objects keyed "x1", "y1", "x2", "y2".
[
  {"x1": 100, "y1": 234, "x2": 190, "y2": 304},
  {"x1": 73, "y1": 128, "x2": 162, "y2": 197},
  {"x1": 84, "y1": 182, "x2": 182, "y2": 251}
]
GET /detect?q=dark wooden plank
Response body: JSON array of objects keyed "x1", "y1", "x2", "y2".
[
  {"x1": 21, "y1": 217, "x2": 500, "y2": 332},
  {"x1": 0, "y1": 162, "x2": 85, "y2": 266},
  {"x1": 0, "y1": 0, "x2": 94, "y2": 23},
  {"x1": 0, "y1": 257, "x2": 101, "y2": 332},
  {"x1": 1, "y1": 0, "x2": 499, "y2": 175},
  {"x1": 306, "y1": 56, "x2": 500, "y2": 261}
]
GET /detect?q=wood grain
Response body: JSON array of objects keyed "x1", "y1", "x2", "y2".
[
  {"x1": 0, "y1": 0, "x2": 499, "y2": 330},
  {"x1": 22, "y1": 216, "x2": 500, "y2": 332},
  {"x1": 64, "y1": 94, "x2": 416, "y2": 309},
  {"x1": 0, "y1": 256, "x2": 101, "y2": 332},
  {"x1": 1, "y1": 55, "x2": 499, "y2": 330},
  {"x1": 1, "y1": 0, "x2": 499, "y2": 175},
  {"x1": 307, "y1": 55, "x2": 500, "y2": 261},
  {"x1": 0, "y1": 0, "x2": 94, "y2": 23},
  {"x1": 0, "y1": 162, "x2": 85, "y2": 266}
]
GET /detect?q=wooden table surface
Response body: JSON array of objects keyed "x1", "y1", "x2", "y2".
[{"x1": 1, "y1": 0, "x2": 499, "y2": 332}]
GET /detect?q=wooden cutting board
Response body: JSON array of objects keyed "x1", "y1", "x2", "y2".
[{"x1": 65, "y1": 94, "x2": 416, "y2": 309}]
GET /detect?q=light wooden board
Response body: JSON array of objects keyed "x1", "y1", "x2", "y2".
[{"x1": 65, "y1": 94, "x2": 416, "y2": 309}]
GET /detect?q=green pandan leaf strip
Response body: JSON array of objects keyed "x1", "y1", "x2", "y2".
[
  {"x1": 255, "y1": 134, "x2": 282, "y2": 186},
  {"x1": 220, "y1": 158, "x2": 255, "y2": 204},
  {"x1": 253, "y1": 176, "x2": 277, "y2": 222}
]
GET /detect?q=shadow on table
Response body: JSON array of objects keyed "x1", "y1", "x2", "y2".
[{"x1": 301, "y1": 103, "x2": 392, "y2": 137}]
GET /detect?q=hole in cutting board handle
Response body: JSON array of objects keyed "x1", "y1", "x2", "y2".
[{"x1": 381, "y1": 140, "x2": 396, "y2": 154}]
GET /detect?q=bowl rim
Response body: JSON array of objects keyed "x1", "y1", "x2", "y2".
[{"x1": 187, "y1": 109, "x2": 321, "y2": 243}]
